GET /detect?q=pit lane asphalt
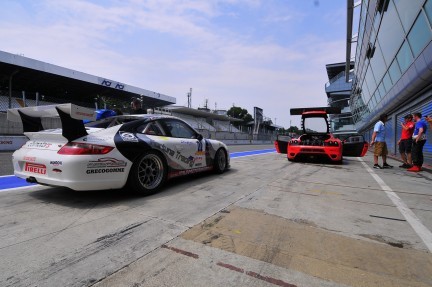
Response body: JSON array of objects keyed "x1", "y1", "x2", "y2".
[{"x1": 0, "y1": 148, "x2": 431, "y2": 287}]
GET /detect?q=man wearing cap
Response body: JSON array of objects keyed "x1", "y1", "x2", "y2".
[
  {"x1": 408, "y1": 112, "x2": 428, "y2": 172},
  {"x1": 370, "y1": 113, "x2": 393, "y2": 169},
  {"x1": 397, "y1": 114, "x2": 414, "y2": 168}
]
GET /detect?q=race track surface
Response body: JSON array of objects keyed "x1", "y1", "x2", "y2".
[{"x1": 0, "y1": 146, "x2": 431, "y2": 287}]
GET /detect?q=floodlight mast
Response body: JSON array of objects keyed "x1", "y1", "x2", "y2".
[{"x1": 187, "y1": 88, "x2": 192, "y2": 108}]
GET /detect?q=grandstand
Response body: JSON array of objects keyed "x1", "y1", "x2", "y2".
[
  {"x1": 0, "y1": 50, "x2": 175, "y2": 112},
  {"x1": 0, "y1": 50, "x2": 279, "y2": 150}
]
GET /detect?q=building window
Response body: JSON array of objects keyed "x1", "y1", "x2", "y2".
[
  {"x1": 369, "y1": 42, "x2": 387, "y2": 83},
  {"x1": 396, "y1": 40, "x2": 413, "y2": 73},
  {"x1": 376, "y1": 0, "x2": 406, "y2": 65},
  {"x1": 365, "y1": 66, "x2": 377, "y2": 98},
  {"x1": 407, "y1": 11, "x2": 432, "y2": 57},
  {"x1": 373, "y1": 90, "x2": 381, "y2": 105},
  {"x1": 388, "y1": 58, "x2": 402, "y2": 83},
  {"x1": 378, "y1": 82, "x2": 386, "y2": 98},
  {"x1": 423, "y1": 0, "x2": 432, "y2": 24},
  {"x1": 361, "y1": 79, "x2": 371, "y2": 105},
  {"x1": 382, "y1": 72, "x2": 393, "y2": 92},
  {"x1": 394, "y1": 0, "x2": 424, "y2": 32}
]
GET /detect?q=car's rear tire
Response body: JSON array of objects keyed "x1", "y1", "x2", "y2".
[
  {"x1": 214, "y1": 148, "x2": 227, "y2": 174},
  {"x1": 127, "y1": 151, "x2": 167, "y2": 195}
]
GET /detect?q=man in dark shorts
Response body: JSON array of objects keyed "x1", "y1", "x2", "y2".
[
  {"x1": 397, "y1": 114, "x2": 414, "y2": 168},
  {"x1": 408, "y1": 112, "x2": 428, "y2": 172}
]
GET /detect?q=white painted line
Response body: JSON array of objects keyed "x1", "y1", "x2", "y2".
[
  {"x1": 358, "y1": 157, "x2": 432, "y2": 252},
  {"x1": 0, "y1": 175, "x2": 14, "y2": 178}
]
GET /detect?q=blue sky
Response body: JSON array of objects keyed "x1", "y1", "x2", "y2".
[{"x1": 0, "y1": 0, "x2": 348, "y2": 128}]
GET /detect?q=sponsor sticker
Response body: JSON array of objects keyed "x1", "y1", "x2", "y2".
[
  {"x1": 24, "y1": 163, "x2": 46, "y2": 174},
  {"x1": 119, "y1": 132, "x2": 138, "y2": 142},
  {"x1": 50, "y1": 161, "x2": 62, "y2": 166},
  {"x1": 87, "y1": 157, "x2": 127, "y2": 169},
  {"x1": 169, "y1": 166, "x2": 212, "y2": 178},
  {"x1": 24, "y1": 156, "x2": 36, "y2": 162},
  {"x1": 0, "y1": 141, "x2": 13, "y2": 145},
  {"x1": 26, "y1": 141, "x2": 52, "y2": 149},
  {"x1": 180, "y1": 140, "x2": 195, "y2": 145},
  {"x1": 86, "y1": 168, "x2": 125, "y2": 174},
  {"x1": 82, "y1": 136, "x2": 111, "y2": 142}
]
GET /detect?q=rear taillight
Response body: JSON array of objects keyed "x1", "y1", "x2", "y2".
[{"x1": 58, "y1": 142, "x2": 114, "y2": 155}]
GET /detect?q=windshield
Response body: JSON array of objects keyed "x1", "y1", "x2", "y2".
[{"x1": 304, "y1": 117, "x2": 328, "y2": 133}]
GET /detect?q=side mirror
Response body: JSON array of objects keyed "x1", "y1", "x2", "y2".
[{"x1": 196, "y1": 134, "x2": 203, "y2": 141}]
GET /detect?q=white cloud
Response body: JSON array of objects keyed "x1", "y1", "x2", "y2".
[{"x1": 0, "y1": 0, "x2": 347, "y2": 128}]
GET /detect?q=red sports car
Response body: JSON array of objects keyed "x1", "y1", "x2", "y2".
[{"x1": 275, "y1": 107, "x2": 368, "y2": 163}]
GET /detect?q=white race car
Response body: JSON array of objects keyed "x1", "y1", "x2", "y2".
[{"x1": 8, "y1": 104, "x2": 230, "y2": 195}]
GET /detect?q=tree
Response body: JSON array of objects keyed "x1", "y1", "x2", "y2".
[
  {"x1": 277, "y1": 126, "x2": 300, "y2": 135},
  {"x1": 227, "y1": 106, "x2": 253, "y2": 125}
]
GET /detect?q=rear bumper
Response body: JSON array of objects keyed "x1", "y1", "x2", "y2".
[
  {"x1": 15, "y1": 171, "x2": 127, "y2": 191},
  {"x1": 287, "y1": 146, "x2": 342, "y2": 161},
  {"x1": 12, "y1": 148, "x2": 131, "y2": 191}
]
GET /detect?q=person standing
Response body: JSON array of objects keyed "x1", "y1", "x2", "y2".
[
  {"x1": 397, "y1": 114, "x2": 414, "y2": 168},
  {"x1": 130, "y1": 98, "x2": 147, "y2": 114},
  {"x1": 426, "y1": 115, "x2": 432, "y2": 129},
  {"x1": 370, "y1": 113, "x2": 393, "y2": 169},
  {"x1": 407, "y1": 112, "x2": 428, "y2": 172}
]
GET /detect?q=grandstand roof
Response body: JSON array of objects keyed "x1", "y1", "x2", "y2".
[
  {"x1": 0, "y1": 50, "x2": 176, "y2": 107},
  {"x1": 166, "y1": 106, "x2": 242, "y2": 122},
  {"x1": 325, "y1": 61, "x2": 354, "y2": 81}
]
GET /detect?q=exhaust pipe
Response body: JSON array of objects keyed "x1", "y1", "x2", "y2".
[{"x1": 26, "y1": 177, "x2": 38, "y2": 183}]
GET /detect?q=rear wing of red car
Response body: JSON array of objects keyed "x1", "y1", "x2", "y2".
[
  {"x1": 7, "y1": 104, "x2": 97, "y2": 142},
  {"x1": 290, "y1": 107, "x2": 341, "y2": 115}
]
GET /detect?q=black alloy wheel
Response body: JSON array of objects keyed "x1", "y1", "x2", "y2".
[
  {"x1": 128, "y1": 151, "x2": 167, "y2": 195},
  {"x1": 214, "y1": 148, "x2": 227, "y2": 174}
]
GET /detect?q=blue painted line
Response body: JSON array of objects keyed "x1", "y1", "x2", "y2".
[
  {"x1": 0, "y1": 176, "x2": 35, "y2": 191},
  {"x1": 230, "y1": 148, "x2": 276, "y2": 158}
]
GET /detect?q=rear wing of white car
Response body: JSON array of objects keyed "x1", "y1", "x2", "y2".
[{"x1": 7, "y1": 103, "x2": 97, "y2": 142}]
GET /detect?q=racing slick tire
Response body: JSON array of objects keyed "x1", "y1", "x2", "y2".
[
  {"x1": 127, "y1": 151, "x2": 167, "y2": 195},
  {"x1": 214, "y1": 148, "x2": 227, "y2": 174}
]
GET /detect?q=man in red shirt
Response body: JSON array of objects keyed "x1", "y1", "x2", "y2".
[{"x1": 398, "y1": 114, "x2": 414, "y2": 168}]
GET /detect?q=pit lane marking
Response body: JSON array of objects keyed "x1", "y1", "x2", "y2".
[
  {"x1": 0, "y1": 175, "x2": 35, "y2": 192},
  {"x1": 230, "y1": 149, "x2": 276, "y2": 159},
  {"x1": 358, "y1": 157, "x2": 432, "y2": 252},
  {"x1": 161, "y1": 244, "x2": 297, "y2": 287}
]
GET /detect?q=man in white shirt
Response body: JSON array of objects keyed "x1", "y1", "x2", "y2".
[{"x1": 370, "y1": 113, "x2": 393, "y2": 169}]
